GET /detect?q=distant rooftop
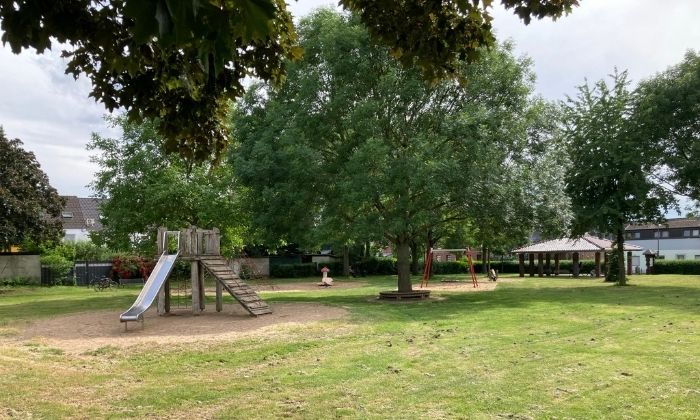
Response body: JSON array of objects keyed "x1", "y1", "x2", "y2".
[
  {"x1": 60, "y1": 196, "x2": 103, "y2": 231},
  {"x1": 513, "y1": 235, "x2": 642, "y2": 254},
  {"x1": 626, "y1": 218, "x2": 700, "y2": 231}
]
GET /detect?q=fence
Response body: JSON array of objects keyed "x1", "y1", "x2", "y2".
[{"x1": 41, "y1": 260, "x2": 115, "y2": 286}]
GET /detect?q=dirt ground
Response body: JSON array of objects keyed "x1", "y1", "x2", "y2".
[
  {"x1": 5, "y1": 279, "x2": 503, "y2": 354},
  {"x1": 12, "y1": 303, "x2": 347, "y2": 354}
]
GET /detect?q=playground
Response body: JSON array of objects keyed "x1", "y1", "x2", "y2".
[{"x1": 1, "y1": 273, "x2": 699, "y2": 418}]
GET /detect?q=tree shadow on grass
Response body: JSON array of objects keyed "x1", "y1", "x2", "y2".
[{"x1": 264, "y1": 282, "x2": 700, "y2": 323}]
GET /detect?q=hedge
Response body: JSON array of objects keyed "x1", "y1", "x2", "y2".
[
  {"x1": 652, "y1": 260, "x2": 700, "y2": 275},
  {"x1": 270, "y1": 257, "x2": 397, "y2": 278}
]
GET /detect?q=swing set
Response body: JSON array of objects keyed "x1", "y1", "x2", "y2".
[{"x1": 420, "y1": 247, "x2": 479, "y2": 288}]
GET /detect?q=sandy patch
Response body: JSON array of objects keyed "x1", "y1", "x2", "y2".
[
  {"x1": 414, "y1": 280, "x2": 499, "y2": 292},
  {"x1": 13, "y1": 303, "x2": 347, "y2": 354},
  {"x1": 249, "y1": 280, "x2": 366, "y2": 292}
]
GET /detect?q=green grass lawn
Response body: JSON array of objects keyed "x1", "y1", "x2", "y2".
[{"x1": 1, "y1": 274, "x2": 699, "y2": 418}]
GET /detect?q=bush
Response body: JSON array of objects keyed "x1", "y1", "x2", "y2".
[
  {"x1": 111, "y1": 255, "x2": 154, "y2": 279},
  {"x1": 652, "y1": 260, "x2": 700, "y2": 275},
  {"x1": 355, "y1": 257, "x2": 396, "y2": 275},
  {"x1": 270, "y1": 263, "x2": 317, "y2": 278},
  {"x1": 0, "y1": 277, "x2": 32, "y2": 287},
  {"x1": 40, "y1": 253, "x2": 74, "y2": 285}
]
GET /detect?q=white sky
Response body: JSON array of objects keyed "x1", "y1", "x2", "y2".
[{"x1": 1, "y1": 0, "x2": 699, "y2": 215}]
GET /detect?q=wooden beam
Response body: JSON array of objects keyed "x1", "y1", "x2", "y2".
[
  {"x1": 528, "y1": 253, "x2": 535, "y2": 277},
  {"x1": 518, "y1": 254, "x2": 525, "y2": 277},
  {"x1": 537, "y1": 253, "x2": 544, "y2": 277},
  {"x1": 216, "y1": 279, "x2": 223, "y2": 312},
  {"x1": 191, "y1": 261, "x2": 201, "y2": 315},
  {"x1": 572, "y1": 252, "x2": 580, "y2": 277},
  {"x1": 595, "y1": 252, "x2": 601, "y2": 277},
  {"x1": 554, "y1": 254, "x2": 560, "y2": 276},
  {"x1": 545, "y1": 253, "x2": 551, "y2": 276},
  {"x1": 627, "y1": 251, "x2": 633, "y2": 275}
]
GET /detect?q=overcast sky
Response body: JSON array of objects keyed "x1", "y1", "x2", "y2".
[{"x1": 1, "y1": 0, "x2": 699, "y2": 214}]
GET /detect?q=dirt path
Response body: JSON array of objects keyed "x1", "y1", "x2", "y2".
[{"x1": 12, "y1": 303, "x2": 347, "y2": 354}]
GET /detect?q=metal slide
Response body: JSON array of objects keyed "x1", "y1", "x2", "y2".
[{"x1": 119, "y1": 251, "x2": 179, "y2": 323}]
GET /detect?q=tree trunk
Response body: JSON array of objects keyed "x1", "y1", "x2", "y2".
[
  {"x1": 342, "y1": 245, "x2": 350, "y2": 276},
  {"x1": 410, "y1": 240, "x2": 420, "y2": 275},
  {"x1": 482, "y1": 245, "x2": 488, "y2": 274},
  {"x1": 617, "y1": 226, "x2": 626, "y2": 286},
  {"x1": 396, "y1": 236, "x2": 412, "y2": 292}
]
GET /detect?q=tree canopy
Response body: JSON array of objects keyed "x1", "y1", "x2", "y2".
[
  {"x1": 636, "y1": 50, "x2": 700, "y2": 202},
  {"x1": 0, "y1": 0, "x2": 577, "y2": 162},
  {"x1": 0, "y1": 127, "x2": 64, "y2": 249},
  {"x1": 88, "y1": 117, "x2": 248, "y2": 255},
  {"x1": 234, "y1": 10, "x2": 569, "y2": 291},
  {"x1": 563, "y1": 70, "x2": 674, "y2": 285}
]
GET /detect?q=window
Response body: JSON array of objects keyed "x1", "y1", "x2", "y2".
[
  {"x1": 634, "y1": 232, "x2": 640, "y2": 239},
  {"x1": 676, "y1": 254, "x2": 686, "y2": 260},
  {"x1": 85, "y1": 218, "x2": 95, "y2": 227},
  {"x1": 654, "y1": 231, "x2": 660, "y2": 238},
  {"x1": 436, "y1": 255, "x2": 442, "y2": 262},
  {"x1": 684, "y1": 230, "x2": 691, "y2": 237},
  {"x1": 61, "y1": 211, "x2": 73, "y2": 218},
  {"x1": 695, "y1": 255, "x2": 700, "y2": 260},
  {"x1": 662, "y1": 231, "x2": 669, "y2": 238},
  {"x1": 694, "y1": 230, "x2": 699, "y2": 237},
  {"x1": 63, "y1": 234, "x2": 76, "y2": 242}
]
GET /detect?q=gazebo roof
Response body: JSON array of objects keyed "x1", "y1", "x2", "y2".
[{"x1": 512, "y1": 235, "x2": 643, "y2": 254}]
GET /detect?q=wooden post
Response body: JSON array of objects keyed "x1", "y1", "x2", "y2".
[
  {"x1": 528, "y1": 253, "x2": 535, "y2": 277},
  {"x1": 554, "y1": 254, "x2": 560, "y2": 276},
  {"x1": 537, "y1": 253, "x2": 544, "y2": 277},
  {"x1": 518, "y1": 253, "x2": 525, "y2": 277},
  {"x1": 198, "y1": 261, "x2": 206, "y2": 311},
  {"x1": 573, "y1": 252, "x2": 580, "y2": 277},
  {"x1": 191, "y1": 261, "x2": 201, "y2": 315},
  {"x1": 595, "y1": 252, "x2": 601, "y2": 277},
  {"x1": 603, "y1": 252, "x2": 608, "y2": 275},
  {"x1": 627, "y1": 251, "x2": 633, "y2": 275},
  {"x1": 157, "y1": 284, "x2": 166, "y2": 315},
  {"x1": 156, "y1": 226, "x2": 167, "y2": 255},
  {"x1": 216, "y1": 280, "x2": 223, "y2": 312},
  {"x1": 545, "y1": 253, "x2": 551, "y2": 276},
  {"x1": 164, "y1": 279, "x2": 170, "y2": 313}
]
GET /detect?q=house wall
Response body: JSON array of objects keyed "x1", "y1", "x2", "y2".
[
  {"x1": 0, "y1": 254, "x2": 41, "y2": 283},
  {"x1": 63, "y1": 228, "x2": 91, "y2": 242},
  {"x1": 627, "y1": 238, "x2": 700, "y2": 261}
]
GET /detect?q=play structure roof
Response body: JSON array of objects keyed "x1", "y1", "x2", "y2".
[{"x1": 512, "y1": 235, "x2": 643, "y2": 254}]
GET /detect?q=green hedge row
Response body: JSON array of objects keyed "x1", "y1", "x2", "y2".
[
  {"x1": 270, "y1": 258, "x2": 397, "y2": 278},
  {"x1": 652, "y1": 260, "x2": 700, "y2": 275}
]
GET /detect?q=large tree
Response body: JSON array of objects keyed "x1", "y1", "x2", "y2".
[
  {"x1": 563, "y1": 70, "x2": 674, "y2": 285},
  {"x1": 0, "y1": 127, "x2": 64, "y2": 249},
  {"x1": 88, "y1": 117, "x2": 248, "y2": 255},
  {"x1": 0, "y1": 1, "x2": 577, "y2": 162},
  {"x1": 234, "y1": 10, "x2": 559, "y2": 292},
  {"x1": 636, "y1": 50, "x2": 700, "y2": 202}
]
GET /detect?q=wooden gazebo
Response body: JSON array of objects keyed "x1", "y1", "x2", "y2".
[{"x1": 512, "y1": 235, "x2": 642, "y2": 278}]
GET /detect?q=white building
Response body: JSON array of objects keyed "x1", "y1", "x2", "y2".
[{"x1": 625, "y1": 218, "x2": 700, "y2": 270}]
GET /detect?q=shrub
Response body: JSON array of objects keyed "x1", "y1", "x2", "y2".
[
  {"x1": 111, "y1": 255, "x2": 154, "y2": 279},
  {"x1": 40, "y1": 253, "x2": 74, "y2": 285},
  {"x1": 0, "y1": 277, "x2": 32, "y2": 287},
  {"x1": 605, "y1": 252, "x2": 621, "y2": 282},
  {"x1": 652, "y1": 260, "x2": 700, "y2": 275},
  {"x1": 355, "y1": 257, "x2": 396, "y2": 275}
]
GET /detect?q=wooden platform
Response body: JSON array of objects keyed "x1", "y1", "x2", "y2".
[
  {"x1": 378, "y1": 290, "x2": 431, "y2": 300},
  {"x1": 200, "y1": 258, "x2": 272, "y2": 316}
]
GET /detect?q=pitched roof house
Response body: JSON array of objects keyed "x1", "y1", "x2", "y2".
[{"x1": 60, "y1": 196, "x2": 103, "y2": 242}]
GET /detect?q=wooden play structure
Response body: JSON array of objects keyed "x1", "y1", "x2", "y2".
[
  {"x1": 120, "y1": 226, "x2": 271, "y2": 329},
  {"x1": 420, "y1": 247, "x2": 479, "y2": 288},
  {"x1": 157, "y1": 226, "x2": 272, "y2": 317}
]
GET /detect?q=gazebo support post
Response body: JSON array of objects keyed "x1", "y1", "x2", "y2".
[
  {"x1": 528, "y1": 253, "x2": 535, "y2": 277},
  {"x1": 545, "y1": 253, "x2": 551, "y2": 276},
  {"x1": 594, "y1": 252, "x2": 601, "y2": 277},
  {"x1": 554, "y1": 254, "x2": 560, "y2": 276},
  {"x1": 627, "y1": 251, "x2": 633, "y2": 275},
  {"x1": 537, "y1": 253, "x2": 544, "y2": 277},
  {"x1": 518, "y1": 254, "x2": 525, "y2": 277},
  {"x1": 572, "y1": 252, "x2": 580, "y2": 277},
  {"x1": 603, "y1": 252, "x2": 608, "y2": 275}
]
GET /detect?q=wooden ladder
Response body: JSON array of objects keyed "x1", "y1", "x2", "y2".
[{"x1": 200, "y1": 257, "x2": 273, "y2": 316}]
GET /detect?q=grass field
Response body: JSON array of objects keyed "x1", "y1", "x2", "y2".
[{"x1": 1, "y1": 274, "x2": 699, "y2": 419}]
